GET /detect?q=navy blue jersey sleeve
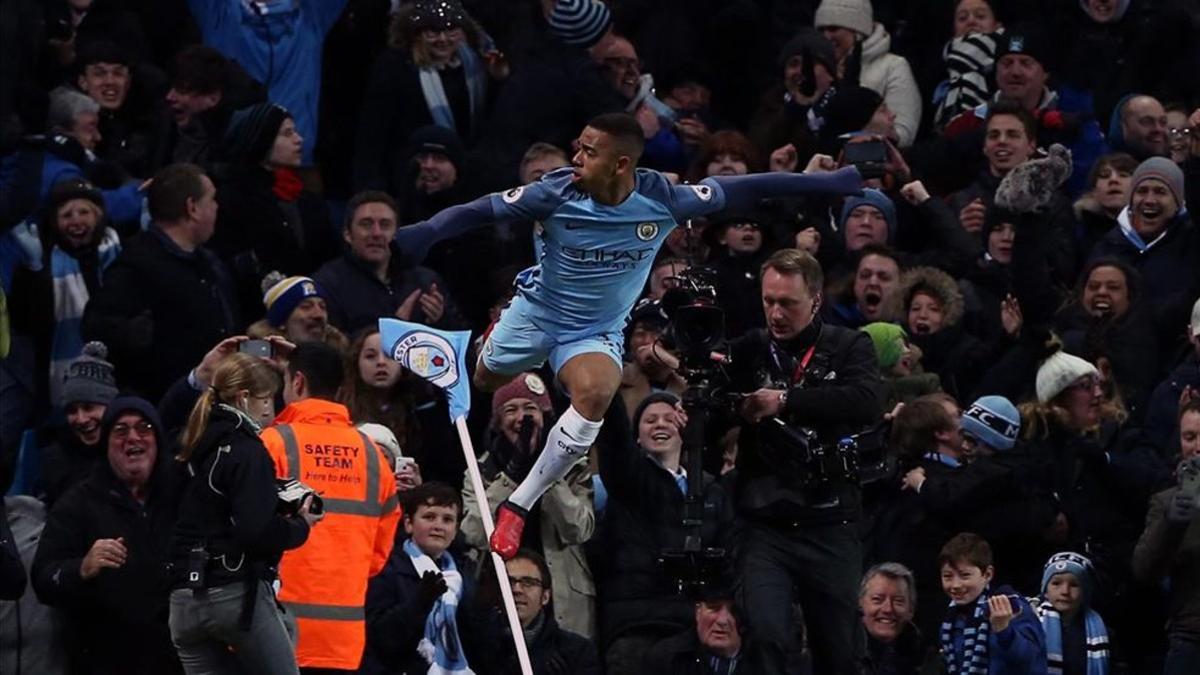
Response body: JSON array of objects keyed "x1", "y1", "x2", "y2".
[
  {"x1": 488, "y1": 167, "x2": 571, "y2": 221},
  {"x1": 706, "y1": 167, "x2": 864, "y2": 213},
  {"x1": 392, "y1": 195, "x2": 499, "y2": 267}
]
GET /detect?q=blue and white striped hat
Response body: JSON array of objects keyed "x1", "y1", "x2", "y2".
[{"x1": 546, "y1": 0, "x2": 613, "y2": 48}]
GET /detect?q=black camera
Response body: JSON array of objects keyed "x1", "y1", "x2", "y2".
[
  {"x1": 660, "y1": 267, "x2": 726, "y2": 373},
  {"x1": 276, "y1": 478, "x2": 323, "y2": 516},
  {"x1": 842, "y1": 138, "x2": 888, "y2": 180},
  {"x1": 759, "y1": 418, "x2": 893, "y2": 487}
]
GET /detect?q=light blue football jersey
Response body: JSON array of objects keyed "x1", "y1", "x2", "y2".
[{"x1": 490, "y1": 167, "x2": 726, "y2": 341}]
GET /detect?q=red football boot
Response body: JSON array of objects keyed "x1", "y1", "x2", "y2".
[{"x1": 490, "y1": 501, "x2": 528, "y2": 560}]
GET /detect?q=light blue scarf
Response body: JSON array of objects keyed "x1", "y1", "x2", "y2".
[
  {"x1": 1035, "y1": 599, "x2": 1109, "y2": 675},
  {"x1": 45, "y1": 228, "x2": 121, "y2": 405},
  {"x1": 404, "y1": 538, "x2": 473, "y2": 674},
  {"x1": 419, "y1": 44, "x2": 487, "y2": 134}
]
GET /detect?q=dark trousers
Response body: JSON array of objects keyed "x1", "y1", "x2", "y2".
[{"x1": 738, "y1": 519, "x2": 862, "y2": 675}]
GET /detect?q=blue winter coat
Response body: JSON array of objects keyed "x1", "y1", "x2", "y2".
[
  {"x1": 186, "y1": 0, "x2": 348, "y2": 165},
  {"x1": 944, "y1": 586, "x2": 1048, "y2": 675}
]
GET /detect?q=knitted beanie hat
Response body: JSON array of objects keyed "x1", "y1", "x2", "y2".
[
  {"x1": 817, "y1": 85, "x2": 884, "y2": 142},
  {"x1": 961, "y1": 395, "x2": 1021, "y2": 451},
  {"x1": 223, "y1": 102, "x2": 290, "y2": 164},
  {"x1": 861, "y1": 322, "x2": 907, "y2": 371},
  {"x1": 404, "y1": 124, "x2": 466, "y2": 172},
  {"x1": 408, "y1": 0, "x2": 467, "y2": 31},
  {"x1": 261, "y1": 272, "x2": 325, "y2": 328},
  {"x1": 546, "y1": 0, "x2": 613, "y2": 48},
  {"x1": 491, "y1": 372, "x2": 553, "y2": 420},
  {"x1": 779, "y1": 27, "x2": 837, "y2": 73},
  {"x1": 48, "y1": 177, "x2": 104, "y2": 212},
  {"x1": 1035, "y1": 344, "x2": 1098, "y2": 403},
  {"x1": 62, "y1": 341, "x2": 118, "y2": 406},
  {"x1": 1130, "y1": 156, "x2": 1186, "y2": 209},
  {"x1": 840, "y1": 188, "x2": 897, "y2": 242},
  {"x1": 1041, "y1": 551, "x2": 1096, "y2": 604},
  {"x1": 815, "y1": 0, "x2": 874, "y2": 36}
]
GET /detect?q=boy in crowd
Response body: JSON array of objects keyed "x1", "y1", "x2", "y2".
[
  {"x1": 938, "y1": 532, "x2": 1047, "y2": 674},
  {"x1": 1034, "y1": 552, "x2": 1111, "y2": 674},
  {"x1": 362, "y1": 483, "x2": 475, "y2": 675}
]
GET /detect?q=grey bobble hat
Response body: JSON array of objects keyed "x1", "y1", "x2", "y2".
[{"x1": 62, "y1": 341, "x2": 118, "y2": 406}]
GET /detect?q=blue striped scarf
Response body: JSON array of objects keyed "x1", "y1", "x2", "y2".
[
  {"x1": 45, "y1": 229, "x2": 121, "y2": 405},
  {"x1": 405, "y1": 538, "x2": 474, "y2": 674},
  {"x1": 1035, "y1": 599, "x2": 1109, "y2": 675},
  {"x1": 419, "y1": 44, "x2": 487, "y2": 135},
  {"x1": 941, "y1": 591, "x2": 991, "y2": 675}
]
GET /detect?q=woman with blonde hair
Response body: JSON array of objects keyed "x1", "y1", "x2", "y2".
[
  {"x1": 168, "y1": 353, "x2": 321, "y2": 674},
  {"x1": 353, "y1": 0, "x2": 507, "y2": 192}
]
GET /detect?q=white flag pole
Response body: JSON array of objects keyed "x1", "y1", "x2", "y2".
[{"x1": 453, "y1": 415, "x2": 534, "y2": 675}]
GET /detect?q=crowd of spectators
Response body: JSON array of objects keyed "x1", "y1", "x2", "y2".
[{"x1": 2, "y1": 0, "x2": 1200, "y2": 674}]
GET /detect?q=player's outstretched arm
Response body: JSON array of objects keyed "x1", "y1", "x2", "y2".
[
  {"x1": 391, "y1": 195, "x2": 499, "y2": 267},
  {"x1": 704, "y1": 165, "x2": 864, "y2": 214}
]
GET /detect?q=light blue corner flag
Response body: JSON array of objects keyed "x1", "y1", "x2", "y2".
[{"x1": 378, "y1": 319, "x2": 473, "y2": 422}]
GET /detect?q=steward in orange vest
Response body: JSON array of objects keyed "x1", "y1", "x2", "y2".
[{"x1": 261, "y1": 342, "x2": 400, "y2": 671}]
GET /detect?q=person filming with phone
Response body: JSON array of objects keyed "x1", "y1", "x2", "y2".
[
  {"x1": 723, "y1": 248, "x2": 885, "y2": 673},
  {"x1": 168, "y1": 352, "x2": 322, "y2": 674},
  {"x1": 1134, "y1": 397, "x2": 1200, "y2": 674}
]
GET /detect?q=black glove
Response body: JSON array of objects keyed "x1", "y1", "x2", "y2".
[
  {"x1": 503, "y1": 414, "x2": 539, "y2": 482},
  {"x1": 544, "y1": 652, "x2": 570, "y2": 675},
  {"x1": 416, "y1": 570, "x2": 448, "y2": 612},
  {"x1": 1167, "y1": 493, "x2": 1197, "y2": 525}
]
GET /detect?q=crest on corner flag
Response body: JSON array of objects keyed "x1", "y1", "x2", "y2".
[{"x1": 378, "y1": 318, "x2": 472, "y2": 422}]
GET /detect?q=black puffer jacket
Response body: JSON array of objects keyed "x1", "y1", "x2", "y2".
[
  {"x1": 31, "y1": 447, "x2": 182, "y2": 674},
  {"x1": 594, "y1": 398, "x2": 733, "y2": 647},
  {"x1": 168, "y1": 404, "x2": 310, "y2": 588},
  {"x1": 1021, "y1": 420, "x2": 1170, "y2": 585}
]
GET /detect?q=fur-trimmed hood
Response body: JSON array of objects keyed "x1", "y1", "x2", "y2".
[{"x1": 897, "y1": 266, "x2": 965, "y2": 328}]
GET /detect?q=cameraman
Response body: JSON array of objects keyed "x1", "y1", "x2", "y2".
[{"x1": 727, "y1": 248, "x2": 884, "y2": 674}]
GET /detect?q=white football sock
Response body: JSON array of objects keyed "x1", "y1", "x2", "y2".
[{"x1": 508, "y1": 405, "x2": 601, "y2": 510}]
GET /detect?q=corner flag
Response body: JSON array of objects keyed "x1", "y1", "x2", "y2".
[{"x1": 378, "y1": 319, "x2": 472, "y2": 422}]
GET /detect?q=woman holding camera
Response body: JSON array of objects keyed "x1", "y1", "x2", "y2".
[{"x1": 168, "y1": 353, "x2": 322, "y2": 674}]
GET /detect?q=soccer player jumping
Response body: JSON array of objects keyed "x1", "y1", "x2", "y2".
[{"x1": 474, "y1": 113, "x2": 863, "y2": 558}]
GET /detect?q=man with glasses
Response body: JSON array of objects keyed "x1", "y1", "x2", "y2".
[
  {"x1": 32, "y1": 396, "x2": 183, "y2": 675},
  {"x1": 498, "y1": 549, "x2": 599, "y2": 674}
]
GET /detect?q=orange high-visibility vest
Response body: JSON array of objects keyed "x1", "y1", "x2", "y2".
[{"x1": 261, "y1": 399, "x2": 399, "y2": 670}]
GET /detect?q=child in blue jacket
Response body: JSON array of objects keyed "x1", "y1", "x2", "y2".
[{"x1": 939, "y1": 532, "x2": 1048, "y2": 674}]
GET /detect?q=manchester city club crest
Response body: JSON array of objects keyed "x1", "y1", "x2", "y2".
[
  {"x1": 502, "y1": 186, "x2": 525, "y2": 204},
  {"x1": 636, "y1": 222, "x2": 659, "y2": 241},
  {"x1": 389, "y1": 331, "x2": 460, "y2": 389}
]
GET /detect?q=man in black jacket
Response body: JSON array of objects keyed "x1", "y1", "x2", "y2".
[
  {"x1": 31, "y1": 396, "x2": 182, "y2": 675},
  {"x1": 313, "y1": 190, "x2": 464, "y2": 334},
  {"x1": 726, "y1": 248, "x2": 884, "y2": 674},
  {"x1": 646, "y1": 589, "x2": 751, "y2": 675},
  {"x1": 491, "y1": 549, "x2": 600, "y2": 674},
  {"x1": 82, "y1": 162, "x2": 240, "y2": 401}
]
